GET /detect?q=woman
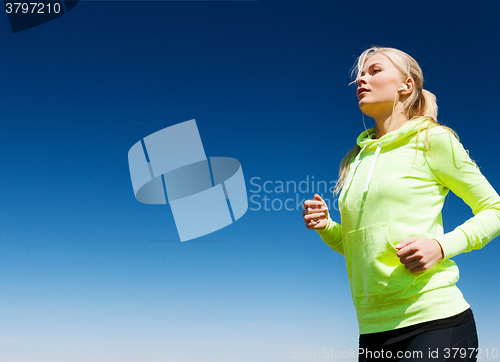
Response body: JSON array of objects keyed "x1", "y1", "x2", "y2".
[{"x1": 302, "y1": 47, "x2": 500, "y2": 361}]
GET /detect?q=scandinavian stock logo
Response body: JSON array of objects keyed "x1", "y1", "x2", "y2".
[{"x1": 128, "y1": 119, "x2": 248, "y2": 242}]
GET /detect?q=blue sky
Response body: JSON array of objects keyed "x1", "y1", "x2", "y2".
[{"x1": 1, "y1": 0, "x2": 499, "y2": 361}]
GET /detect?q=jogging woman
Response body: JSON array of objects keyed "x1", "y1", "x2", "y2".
[{"x1": 302, "y1": 46, "x2": 500, "y2": 361}]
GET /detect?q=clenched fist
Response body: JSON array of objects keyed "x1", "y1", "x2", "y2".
[
  {"x1": 396, "y1": 237, "x2": 444, "y2": 273},
  {"x1": 302, "y1": 194, "x2": 329, "y2": 230}
]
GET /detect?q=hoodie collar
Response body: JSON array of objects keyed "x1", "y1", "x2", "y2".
[
  {"x1": 346, "y1": 117, "x2": 432, "y2": 194},
  {"x1": 357, "y1": 117, "x2": 432, "y2": 148}
]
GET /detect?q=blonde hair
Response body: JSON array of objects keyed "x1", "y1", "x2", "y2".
[{"x1": 333, "y1": 46, "x2": 458, "y2": 196}]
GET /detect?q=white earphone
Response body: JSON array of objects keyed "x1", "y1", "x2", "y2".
[{"x1": 397, "y1": 85, "x2": 408, "y2": 92}]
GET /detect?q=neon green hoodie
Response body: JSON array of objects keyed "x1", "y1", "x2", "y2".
[{"x1": 317, "y1": 117, "x2": 500, "y2": 334}]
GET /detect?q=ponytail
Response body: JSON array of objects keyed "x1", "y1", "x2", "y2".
[{"x1": 417, "y1": 89, "x2": 438, "y2": 120}]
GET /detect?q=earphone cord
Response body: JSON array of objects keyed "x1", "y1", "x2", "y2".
[{"x1": 361, "y1": 113, "x2": 371, "y2": 139}]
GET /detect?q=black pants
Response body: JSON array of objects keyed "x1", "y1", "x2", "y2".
[{"x1": 359, "y1": 318, "x2": 478, "y2": 362}]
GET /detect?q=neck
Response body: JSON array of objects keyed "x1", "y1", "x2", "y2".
[
  {"x1": 369, "y1": 102, "x2": 409, "y2": 139},
  {"x1": 361, "y1": 96, "x2": 411, "y2": 139},
  {"x1": 374, "y1": 113, "x2": 409, "y2": 139}
]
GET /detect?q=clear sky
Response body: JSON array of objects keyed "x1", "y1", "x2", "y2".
[{"x1": 1, "y1": 0, "x2": 499, "y2": 361}]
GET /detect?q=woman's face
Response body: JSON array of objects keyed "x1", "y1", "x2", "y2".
[{"x1": 357, "y1": 53, "x2": 405, "y2": 118}]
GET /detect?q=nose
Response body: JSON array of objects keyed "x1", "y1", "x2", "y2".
[{"x1": 357, "y1": 75, "x2": 367, "y2": 87}]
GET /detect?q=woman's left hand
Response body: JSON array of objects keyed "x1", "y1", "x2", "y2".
[{"x1": 395, "y1": 237, "x2": 444, "y2": 273}]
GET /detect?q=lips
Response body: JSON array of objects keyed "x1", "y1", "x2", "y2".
[{"x1": 357, "y1": 87, "x2": 369, "y2": 97}]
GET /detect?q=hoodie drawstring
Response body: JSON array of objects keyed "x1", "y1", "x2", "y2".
[
  {"x1": 343, "y1": 143, "x2": 381, "y2": 196},
  {"x1": 364, "y1": 145, "x2": 381, "y2": 193},
  {"x1": 344, "y1": 144, "x2": 367, "y2": 193}
]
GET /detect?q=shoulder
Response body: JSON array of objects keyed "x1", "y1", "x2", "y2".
[
  {"x1": 424, "y1": 125, "x2": 462, "y2": 152},
  {"x1": 426, "y1": 125, "x2": 457, "y2": 139},
  {"x1": 423, "y1": 125, "x2": 472, "y2": 167}
]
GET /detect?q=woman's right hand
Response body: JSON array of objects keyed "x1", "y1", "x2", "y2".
[{"x1": 302, "y1": 194, "x2": 329, "y2": 230}]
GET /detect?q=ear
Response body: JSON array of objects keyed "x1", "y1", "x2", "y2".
[{"x1": 400, "y1": 77, "x2": 415, "y2": 95}]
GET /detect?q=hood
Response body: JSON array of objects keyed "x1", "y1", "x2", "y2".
[{"x1": 345, "y1": 117, "x2": 433, "y2": 194}]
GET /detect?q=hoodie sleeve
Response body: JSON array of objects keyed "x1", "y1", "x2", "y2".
[
  {"x1": 316, "y1": 218, "x2": 344, "y2": 256},
  {"x1": 426, "y1": 127, "x2": 500, "y2": 259}
]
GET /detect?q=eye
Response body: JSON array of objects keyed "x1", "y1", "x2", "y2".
[{"x1": 372, "y1": 68, "x2": 381, "y2": 74}]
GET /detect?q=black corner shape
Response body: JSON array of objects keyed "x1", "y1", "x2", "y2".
[{"x1": 4, "y1": 0, "x2": 79, "y2": 33}]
